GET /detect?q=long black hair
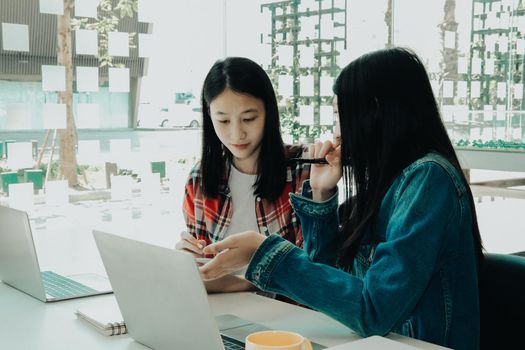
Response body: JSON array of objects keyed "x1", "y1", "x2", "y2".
[
  {"x1": 334, "y1": 47, "x2": 483, "y2": 269},
  {"x1": 200, "y1": 57, "x2": 287, "y2": 201}
]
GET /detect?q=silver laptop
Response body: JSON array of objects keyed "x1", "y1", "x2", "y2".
[
  {"x1": 0, "y1": 206, "x2": 112, "y2": 302},
  {"x1": 93, "y1": 230, "x2": 326, "y2": 350}
]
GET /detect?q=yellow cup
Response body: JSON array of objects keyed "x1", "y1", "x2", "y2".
[{"x1": 245, "y1": 330, "x2": 313, "y2": 350}]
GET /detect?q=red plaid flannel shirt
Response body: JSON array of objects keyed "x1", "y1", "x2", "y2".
[{"x1": 182, "y1": 149, "x2": 310, "y2": 247}]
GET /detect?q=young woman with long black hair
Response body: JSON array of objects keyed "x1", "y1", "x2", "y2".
[{"x1": 176, "y1": 57, "x2": 310, "y2": 292}]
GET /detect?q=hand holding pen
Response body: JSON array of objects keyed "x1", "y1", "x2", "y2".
[
  {"x1": 175, "y1": 231, "x2": 207, "y2": 257},
  {"x1": 288, "y1": 139, "x2": 342, "y2": 164},
  {"x1": 306, "y1": 140, "x2": 342, "y2": 202},
  {"x1": 288, "y1": 157, "x2": 329, "y2": 164}
]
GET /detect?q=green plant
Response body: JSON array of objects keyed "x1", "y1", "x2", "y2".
[
  {"x1": 71, "y1": 0, "x2": 138, "y2": 68},
  {"x1": 116, "y1": 168, "x2": 139, "y2": 182},
  {"x1": 38, "y1": 160, "x2": 61, "y2": 179},
  {"x1": 117, "y1": 168, "x2": 133, "y2": 176},
  {"x1": 78, "y1": 164, "x2": 90, "y2": 174},
  {"x1": 36, "y1": 161, "x2": 90, "y2": 179},
  {"x1": 456, "y1": 138, "x2": 525, "y2": 150},
  {"x1": 267, "y1": 65, "x2": 321, "y2": 143}
]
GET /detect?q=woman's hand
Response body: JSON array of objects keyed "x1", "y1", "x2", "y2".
[
  {"x1": 175, "y1": 231, "x2": 207, "y2": 257},
  {"x1": 309, "y1": 140, "x2": 342, "y2": 201},
  {"x1": 199, "y1": 231, "x2": 266, "y2": 281},
  {"x1": 204, "y1": 274, "x2": 257, "y2": 293}
]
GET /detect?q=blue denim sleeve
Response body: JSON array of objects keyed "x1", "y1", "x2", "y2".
[
  {"x1": 245, "y1": 163, "x2": 460, "y2": 337},
  {"x1": 289, "y1": 180, "x2": 339, "y2": 265}
]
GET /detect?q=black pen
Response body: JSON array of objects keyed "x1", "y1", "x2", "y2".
[{"x1": 288, "y1": 158, "x2": 329, "y2": 164}]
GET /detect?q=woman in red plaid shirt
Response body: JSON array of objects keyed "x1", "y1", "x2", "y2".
[{"x1": 176, "y1": 57, "x2": 310, "y2": 292}]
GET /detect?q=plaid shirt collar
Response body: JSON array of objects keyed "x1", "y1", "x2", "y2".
[{"x1": 183, "y1": 156, "x2": 310, "y2": 246}]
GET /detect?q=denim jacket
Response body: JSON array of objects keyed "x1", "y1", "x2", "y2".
[{"x1": 245, "y1": 153, "x2": 480, "y2": 350}]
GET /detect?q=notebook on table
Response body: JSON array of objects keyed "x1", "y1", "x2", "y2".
[
  {"x1": 0, "y1": 206, "x2": 112, "y2": 302},
  {"x1": 76, "y1": 302, "x2": 127, "y2": 336},
  {"x1": 75, "y1": 301, "x2": 271, "y2": 339},
  {"x1": 92, "y1": 230, "x2": 326, "y2": 350}
]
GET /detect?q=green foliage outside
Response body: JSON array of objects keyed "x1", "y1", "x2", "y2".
[
  {"x1": 71, "y1": 0, "x2": 138, "y2": 68},
  {"x1": 456, "y1": 139, "x2": 525, "y2": 150},
  {"x1": 267, "y1": 60, "x2": 335, "y2": 144},
  {"x1": 37, "y1": 161, "x2": 91, "y2": 179}
]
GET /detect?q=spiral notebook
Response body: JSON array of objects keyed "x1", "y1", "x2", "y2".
[{"x1": 75, "y1": 301, "x2": 126, "y2": 336}]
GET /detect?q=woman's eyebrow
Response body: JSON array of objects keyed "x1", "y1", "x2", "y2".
[
  {"x1": 214, "y1": 108, "x2": 258, "y2": 115},
  {"x1": 241, "y1": 108, "x2": 258, "y2": 114}
]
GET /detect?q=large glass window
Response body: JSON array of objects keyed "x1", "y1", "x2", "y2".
[{"x1": 0, "y1": 0, "x2": 524, "y2": 256}]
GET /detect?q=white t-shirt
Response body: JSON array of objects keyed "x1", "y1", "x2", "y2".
[{"x1": 225, "y1": 165, "x2": 258, "y2": 237}]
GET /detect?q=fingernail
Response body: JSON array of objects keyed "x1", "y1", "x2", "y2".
[{"x1": 197, "y1": 243, "x2": 203, "y2": 249}]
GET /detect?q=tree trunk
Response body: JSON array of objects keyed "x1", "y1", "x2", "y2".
[
  {"x1": 57, "y1": 0, "x2": 78, "y2": 187},
  {"x1": 384, "y1": 0, "x2": 393, "y2": 48}
]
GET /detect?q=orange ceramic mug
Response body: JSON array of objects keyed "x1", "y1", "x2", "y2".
[{"x1": 245, "y1": 330, "x2": 313, "y2": 350}]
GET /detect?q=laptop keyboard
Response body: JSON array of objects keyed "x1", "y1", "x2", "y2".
[
  {"x1": 221, "y1": 334, "x2": 245, "y2": 350},
  {"x1": 41, "y1": 271, "x2": 97, "y2": 298}
]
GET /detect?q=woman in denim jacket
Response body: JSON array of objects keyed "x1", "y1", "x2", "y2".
[{"x1": 200, "y1": 48, "x2": 484, "y2": 350}]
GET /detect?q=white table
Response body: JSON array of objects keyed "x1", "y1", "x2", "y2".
[
  {"x1": 0, "y1": 282, "x2": 449, "y2": 350},
  {"x1": 457, "y1": 148, "x2": 525, "y2": 200}
]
